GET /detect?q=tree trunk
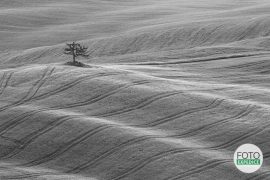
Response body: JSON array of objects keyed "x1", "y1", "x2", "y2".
[
  {"x1": 72, "y1": 53, "x2": 76, "y2": 63},
  {"x1": 72, "y1": 42, "x2": 76, "y2": 63}
]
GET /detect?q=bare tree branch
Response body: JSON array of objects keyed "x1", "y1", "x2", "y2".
[{"x1": 64, "y1": 42, "x2": 89, "y2": 63}]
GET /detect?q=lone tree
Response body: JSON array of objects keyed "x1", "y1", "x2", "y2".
[{"x1": 64, "y1": 42, "x2": 88, "y2": 64}]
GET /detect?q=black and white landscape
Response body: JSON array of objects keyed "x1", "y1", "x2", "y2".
[{"x1": 0, "y1": 0, "x2": 270, "y2": 179}]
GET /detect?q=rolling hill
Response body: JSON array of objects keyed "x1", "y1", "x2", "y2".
[{"x1": 0, "y1": 0, "x2": 269, "y2": 179}]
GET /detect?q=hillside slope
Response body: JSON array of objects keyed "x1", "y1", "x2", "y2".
[{"x1": 0, "y1": 0, "x2": 270, "y2": 180}]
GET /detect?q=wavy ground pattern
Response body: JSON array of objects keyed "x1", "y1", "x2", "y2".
[{"x1": 0, "y1": 0, "x2": 270, "y2": 180}]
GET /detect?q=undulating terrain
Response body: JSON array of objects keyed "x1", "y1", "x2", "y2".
[{"x1": 0, "y1": 0, "x2": 270, "y2": 179}]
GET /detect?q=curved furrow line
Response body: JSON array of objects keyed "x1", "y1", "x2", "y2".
[
  {"x1": 0, "y1": 80, "x2": 150, "y2": 157},
  {"x1": 263, "y1": 152, "x2": 270, "y2": 159},
  {"x1": 66, "y1": 121, "x2": 264, "y2": 174},
  {"x1": 0, "y1": 106, "x2": 62, "y2": 139},
  {"x1": 227, "y1": 60, "x2": 268, "y2": 70},
  {"x1": 14, "y1": 80, "x2": 148, "y2": 113},
  {"x1": 0, "y1": 113, "x2": 66, "y2": 149},
  {"x1": 137, "y1": 98, "x2": 223, "y2": 127},
  {"x1": 66, "y1": 135, "x2": 164, "y2": 174},
  {"x1": 0, "y1": 102, "x2": 259, "y2": 173},
  {"x1": 12, "y1": 117, "x2": 262, "y2": 173},
  {"x1": 175, "y1": 105, "x2": 254, "y2": 138},
  {"x1": 98, "y1": 90, "x2": 185, "y2": 118},
  {"x1": 0, "y1": 80, "x2": 150, "y2": 139},
  {"x1": 0, "y1": 106, "x2": 54, "y2": 136},
  {"x1": 198, "y1": 126, "x2": 269, "y2": 152},
  {"x1": 21, "y1": 67, "x2": 55, "y2": 102},
  {"x1": 0, "y1": 135, "x2": 21, "y2": 145},
  {"x1": 0, "y1": 172, "x2": 59, "y2": 180},
  {"x1": 1, "y1": 116, "x2": 71, "y2": 159},
  {"x1": 65, "y1": 100, "x2": 230, "y2": 174},
  {"x1": 246, "y1": 171, "x2": 270, "y2": 180},
  {"x1": 13, "y1": 67, "x2": 52, "y2": 104},
  {"x1": 0, "y1": 72, "x2": 6, "y2": 87},
  {"x1": 0, "y1": 97, "x2": 242, "y2": 145},
  {"x1": 30, "y1": 72, "x2": 122, "y2": 102},
  {"x1": 0, "y1": 71, "x2": 14, "y2": 98},
  {"x1": 0, "y1": 72, "x2": 7, "y2": 94},
  {"x1": 110, "y1": 149, "x2": 190, "y2": 180},
  {"x1": 0, "y1": 114, "x2": 37, "y2": 136},
  {"x1": 165, "y1": 159, "x2": 231, "y2": 180},
  {"x1": 0, "y1": 95, "x2": 217, "y2": 139},
  {"x1": 0, "y1": 67, "x2": 54, "y2": 112},
  {"x1": 0, "y1": 73, "x2": 124, "y2": 133},
  {"x1": 5, "y1": 121, "x2": 263, "y2": 178},
  {"x1": 0, "y1": 72, "x2": 14, "y2": 96},
  {"x1": 80, "y1": 128, "x2": 262, "y2": 179},
  {"x1": 0, "y1": 108, "x2": 48, "y2": 135},
  {"x1": 0, "y1": 72, "x2": 122, "y2": 132},
  {"x1": 209, "y1": 128, "x2": 264, "y2": 150},
  {"x1": 22, "y1": 124, "x2": 113, "y2": 167},
  {"x1": 68, "y1": 126, "x2": 230, "y2": 174},
  {"x1": 29, "y1": 49, "x2": 50, "y2": 62},
  {"x1": 0, "y1": 71, "x2": 120, "y2": 114},
  {"x1": 52, "y1": 80, "x2": 150, "y2": 109}
]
